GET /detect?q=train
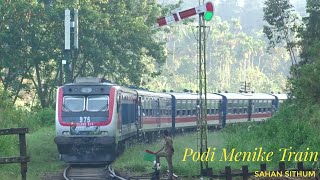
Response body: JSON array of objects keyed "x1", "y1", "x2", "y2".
[{"x1": 54, "y1": 77, "x2": 287, "y2": 164}]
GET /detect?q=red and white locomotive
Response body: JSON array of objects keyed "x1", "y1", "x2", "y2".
[{"x1": 54, "y1": 77, "x2": 287, "y2": 163}]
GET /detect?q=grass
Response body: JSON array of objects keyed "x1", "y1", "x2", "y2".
[
  {"x1": 113, "y1": 103, "x2": 320, "y2": 177},
  {"x1": 0, "y1": 126, "x2": 64, "y2": 180},
  {"x1": 113, "y1": 131, "x2": 229, "y2": 177}
]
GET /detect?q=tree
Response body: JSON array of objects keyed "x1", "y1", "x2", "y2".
[
  {"x1": 263, "y1": 0, "x2": 300, "y2": 66},
  {"x1": 0, "y1": 0, "x2": 174, "y2": 108},
  {"x1": 288, "y1": 0, "x2": 320, "y2": 104}
]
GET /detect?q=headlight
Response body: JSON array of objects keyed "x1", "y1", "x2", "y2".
[
  {"x1": 101, "y1": 131, "x2": 108, "y2": 135},
  {"x1": 62, "y1": 131, "x2": 70, "y2": 135}
]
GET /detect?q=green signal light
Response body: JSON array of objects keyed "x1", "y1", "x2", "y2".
[
  {"x1": 204, "y1": 12, "x2": 213, "y2": 21},
  {"x1": 204, "y1": 2, "x2": 214, "y2": 21}
]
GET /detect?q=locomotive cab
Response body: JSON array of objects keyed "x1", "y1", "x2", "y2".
[{"x1": 54, "y1": 77, "x2": 117, "y2": 164}]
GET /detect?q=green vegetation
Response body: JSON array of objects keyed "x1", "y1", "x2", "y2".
[
  {"x1": 222, "y1": 103, "x2": 320, "y2": 170},
  {"x1": 0, "y1": 0, "x2": 177, "y2": 108},
  {"x1": 114, "y1": 102, "x2": 320, "y2": 176},
  {"x1": 0, "y1": 93, "x2": 61, "y2": 180},
  {"x1": 0, "y1": 126, "x2": 64, "y2": 180},
  {"x1": 113, "y1": 132, "x2": 227, "y2": 177}
]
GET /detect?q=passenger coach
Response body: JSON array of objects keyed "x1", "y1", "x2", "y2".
[{"x1": 54, "y1": 77, "x2": 287, "y2": 164}]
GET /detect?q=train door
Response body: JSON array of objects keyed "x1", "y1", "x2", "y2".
[
  {"x1": 153, "y1": 99, "x2": 161, "y2": 127},
  {"x1": 248, "y1": 99, "x2": 253, "y2": 121},
  {"x1": 117, "y1": 91, "x2": 122, "y2": 132},
  {"x1": 218, "y1": 100, "x2": 222, "y2": 126},
  {"x1": 219, "y1": 96, "x2": 227, "y2": 127},
  {"x1": 136, "y1": 96, "x2": 142, "y2": 129},
  {"x1": 171, "y1": 96, "x2": 176, "y2": 135}
]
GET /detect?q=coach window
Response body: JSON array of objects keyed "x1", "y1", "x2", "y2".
[
  {"x1": 151, "y1": 99, "x2": 156, "y2": 117},
  {"x1": 191, "y1": 100, "x2": 196, "y2": 115},
  {"x1": 233, "y1": 100, "x2": 238, "y2": 114},
  {"x1": 145, "y1": 98, "x2": 149, "y2": 116},
  {"x1": 164, "y1": 99, "x2": 168, "y2": 116},
  {"x1": 63, "y1": 96, "x2": 85, "y2": 112},
  {"x1": 190, "y1": 100, "x2": 193, "y2": 115},
  {"x1": 253, "y1": 100, "x2": 258, "y2": 113},
  {"x1": 185, "y1": 100, "x2": 190, "y2": 116},
  {"x1": 185, "y1": 100, "x2": 188, "y2": 116},
  {"x1": 243, "y1": 100, "x2": 248, "y2": 113},
  {"x1": 210, "y1": 100, "x2": 214, "y2": 114},
  {"x1": 158, "y1": 99, "x2": 161, "y2": 116},
  {"x1": 167, "y1": 99, "x2": 170, "y2": 116},
  {"x1": 167, "y1": 100, "x2": 172, "y2": 116},
  {"x1": 141, "y1": 98, "x2": 145, "y2": 116},
  {"x1": 142, "y1": 97, "x2": 146, "y2": 116},
  {"x1": 258, "y1": 100, "x2": 263, "y2": 113},
  {"x1": 267, "y1": 100, "x2": 272, "y2": 112},
  {"x1": 215, "y1": 100, "x2": 219, "y2": 114},
  {"x1": 143, "y1": 98, "x2": 147, "y2": 116},
  {"x1": 238, "y1": 100, "x2": 243, "y2": 114},
  {"x1": 163, "y1": 99, "x2": 167, "y2": 116},
  {"x1": 206, "y1": 100, "x2": 211, "y2": 115},
  {"x1": 181, "y1": 100, "x2": 186, "y2": 116},
  {"x1": 262, "y1": 100, "x2": 267, "y2": 112},
  {"x1": 160, "y1": 99, "x2": 164, "y2": 116},
  {"x1": 211, "y1": 100, "x2": 215, "y2": 115},
  {"x1": 215, "y1": 100, "x2": 218, "y2": 114},
  {"x1": 151, "y1": 98, "x2": 155, "y2": 116},
  {"x1": 227, "y1": 100, "x2": 233, "y2": 114},
  {"x1": 161, "y1": 99, "x2": 165, "y2": 116},
  {"x1": 176, "y1": 100, "x2": 180, "y2": 116},
  {"x1": 87, "y1": 95, "x2": 109, "y2": 111}
]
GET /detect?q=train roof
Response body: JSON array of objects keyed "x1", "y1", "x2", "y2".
[
  {"x1": 168, "y1": 92, "x2": 222, "y2": 100},
  {"x1": 62, "y1": 77, "x2": 115, "y2": 87},
  {"x1": 135, "y1": 89, "x2": 172, "y2": 98},
  {"x1": 272, "y1": 93, "x2": 288, "y2": 100},
  {"x1": 216, "y1": 93, "x2": 276, "y2": 100}
]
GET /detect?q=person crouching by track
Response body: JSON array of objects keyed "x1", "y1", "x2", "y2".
[{"x1": 154, "y1": 130, "x2": 174, "y2": 180}]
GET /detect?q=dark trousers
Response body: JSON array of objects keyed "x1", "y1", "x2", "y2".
[{"x1": 156, "y1": 152, "x2": 173, "y2": 180}]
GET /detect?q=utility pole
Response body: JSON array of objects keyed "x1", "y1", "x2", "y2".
[
  {"x1": 198, "y1": 11, "x2": 208, "y2": 176},
  {"x1": 197, "y1": 1, "x2": 213, "y2": 175},
  {"x1": 156, "y1": 2, "x2": 214, "y2": 176},
  {"x1": 63, "y1": 8, "x2": 79, "y2": 84}
]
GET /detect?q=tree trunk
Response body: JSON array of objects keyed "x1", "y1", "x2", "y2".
[{"x1": 35, "y1": 63, "x2": 47, "y2": 108}]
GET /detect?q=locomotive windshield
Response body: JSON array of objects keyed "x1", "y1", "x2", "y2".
[
  {"x1": 87, "y1": 96, "x2": 109, "y2": 111},
  {"x1": 63, "y1": 95, "x2": 109, "y2": 112},
  {"x1": 63, "y1": 96, "x2": 85, "y2": 112}
]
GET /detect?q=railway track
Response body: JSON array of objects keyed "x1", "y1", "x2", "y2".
[{"x1": 43, "y1": 164, "x2": 127, "y2": 180}]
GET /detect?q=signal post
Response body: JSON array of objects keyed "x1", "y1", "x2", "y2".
[{"x1": 156, "y1": 2, "x2": 214, "y2": 176}]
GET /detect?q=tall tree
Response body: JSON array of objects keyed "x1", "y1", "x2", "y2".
[
  {"x1": 263, "y1": 0, "x2": 300, "y2": 66},
  {"x1": 0, "y1": 0, "x2": 174, "y2": 108},
  {"x1": 288, "y1": 0, "x2": 320, "y2": 104}
]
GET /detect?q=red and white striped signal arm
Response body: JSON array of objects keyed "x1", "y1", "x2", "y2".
[{"x1": 156, "y1": 4, "x2": 207, "y2": 27}]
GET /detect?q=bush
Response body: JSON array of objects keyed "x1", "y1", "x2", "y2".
[
  {"x1": 30, "y1": 108, "x2": 55, "y2": 126},
  {"x1": 221, "y1": 103, "x2": 320, "y2": 169}
]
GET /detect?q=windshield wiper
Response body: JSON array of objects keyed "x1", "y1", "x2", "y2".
[
  {"x1": 98, "y1": 104, "x2": 108, "y2": 111},
  {"x1": 63, "y1": 104, "x2": 73, "y2": 112}
]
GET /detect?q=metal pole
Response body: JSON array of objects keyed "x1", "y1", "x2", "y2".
[
  {"x1": 64, "y1": 9, "x2": 72, "y2": 83},
  {"x1": 198, "y1": 1, "x2": 209, "y2": 175},
  {"x1": 198, "y1": 11, "x2": 203, "y2": 174}
]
